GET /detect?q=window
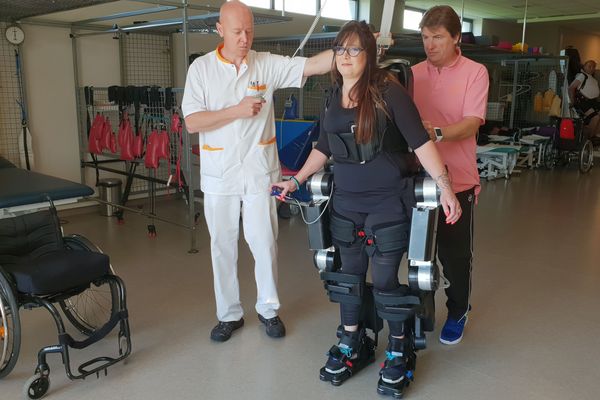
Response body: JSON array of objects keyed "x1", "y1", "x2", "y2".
[
  {"x1": 240, "y1": 0, "x2": 271, "y2": 9},
  {"x1": 322, "y1": 0, "x2": 357, "y2": 20},
  {"x1": 462, "y1": 20, "x2": 473, "y2": 33},
  {"x1": 403, "y1": 9, "x2": 423, "y2": 31},
  {"x1": 403, "y1": 7, "x2": 473, "y2": 33},
  {"x1": 241, "y1": 0, "x2": 356, "y2": 20},
  {"x1": 274, "y1": 0, "x2": 317, "y2": 16}
]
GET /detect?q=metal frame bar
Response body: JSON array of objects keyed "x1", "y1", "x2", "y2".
[
  {"x1": 72, "y1": 6, "x2": 178, "y2": 25},
  {"x1": 180, "y1": 0, "x2": 196, "y2": 252},
  {"x1": 130, "y1": 0, "x2": 219, "y2": 13},
  {"x1": 68, "y1": 12, "x2": 290, "y2": 37},
  {"x1": 71, "y1": 28, "x2": 86, "y2": 185}
]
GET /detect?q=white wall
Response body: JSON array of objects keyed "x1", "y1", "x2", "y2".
[
  {"x1": 22, "y1": 24, "x2": 121, "y2": 185},
  {"x1": 560, "y1": 29, "x2": 600, "y2": 64},
  {"x1": 22, "y1": 25, "x2": 80, "y2": 181}
]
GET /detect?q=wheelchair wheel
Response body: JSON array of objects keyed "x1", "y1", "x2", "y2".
[
  {"x1": 579, "y1": 139, "x2": 594, "y2": 173},
  {"x1": 23, "y1": 372, "x2": 50, "y2": 399},
  {"x1": 0, "y1": 271, "x2": 21, "y2": 379},
  {"x1": 543, "y1": 145, "x2": 556, "y2": 169},
  {"x1": 59, "y1": 235, "x2": 119, "y2": 336}
]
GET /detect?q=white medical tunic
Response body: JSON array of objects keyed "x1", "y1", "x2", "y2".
[{"x1": 182, "y1": 44, "x2": 307, "y2": 195}]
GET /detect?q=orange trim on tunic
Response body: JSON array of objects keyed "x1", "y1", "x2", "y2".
[{"x1": 202, "y1": 144, "x2": 224, "y2": 151}]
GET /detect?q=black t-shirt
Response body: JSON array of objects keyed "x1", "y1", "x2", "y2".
[{"x1": 314, "y1": 82, "x2": 429, "y2": 214}]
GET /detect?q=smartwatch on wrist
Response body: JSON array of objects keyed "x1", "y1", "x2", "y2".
[{"x1": 434, "y1": 127, "x2": 443, "y2": 142}]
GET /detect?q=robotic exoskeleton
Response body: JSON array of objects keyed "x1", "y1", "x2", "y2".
[
  {"x1": 289, "y1": 171, "x2": 441, "y2": 399},
  {"x1": 275, "y1": 58, "x2": 443, "y2": 399}
]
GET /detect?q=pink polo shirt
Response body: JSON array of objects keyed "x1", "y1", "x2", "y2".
[{"x1": 412, "y1": 51, "x2": 489, "y2": 197}]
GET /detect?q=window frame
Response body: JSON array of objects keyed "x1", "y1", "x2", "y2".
[
  {"x1": 240, "y1": 0, "x2": 358, "y2": 20},
  {"x1": 403, "y1": 5, "x2": 474, "y2": 33}
]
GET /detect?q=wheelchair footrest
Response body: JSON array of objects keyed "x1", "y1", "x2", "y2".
[{"x1": 77, "y1": 356, "x2": 118, "y2": 378}]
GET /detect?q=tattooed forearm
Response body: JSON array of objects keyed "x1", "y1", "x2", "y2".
[{"x1": 435, "y1": 171, "x2": 452, "y2": 191}]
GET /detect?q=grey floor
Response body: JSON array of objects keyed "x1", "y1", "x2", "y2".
[{"x1": 3, "y1": 164, "x2": 600, "y2": 400}]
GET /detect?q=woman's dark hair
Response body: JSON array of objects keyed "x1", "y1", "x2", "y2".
[
  {"x1": 331, "y1": 20, "x2": 397, "y2": 144},
  {"x1": 563, "y1": 46, "x2": 581, "y2": 83},
  {"x1": 419, "y1": 5, "x2": 462, "y2": 40}
]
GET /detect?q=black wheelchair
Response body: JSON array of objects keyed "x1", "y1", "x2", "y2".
[
  {"x1": 0, "y1": 202, "x2": 131, "y2": 399},
  {"x1": 543, "y1": 115, "x2": 594, "y2": 173}
]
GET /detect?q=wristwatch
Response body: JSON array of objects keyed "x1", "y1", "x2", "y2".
[{"x1": 434, "y1": 127, "x2": 443, "y2": 142}]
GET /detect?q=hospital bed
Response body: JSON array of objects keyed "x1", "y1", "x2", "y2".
[
  {"x1": 518, "y1": 134, "x2": 552, "y2": 168},
  {"x1": 486, "y1": 133, "x2": 551, "y2": 170},
  {"x1": 476, "y1": 143, "x2": 521, "y2": 180}
]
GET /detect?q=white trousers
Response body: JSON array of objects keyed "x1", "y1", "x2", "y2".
[{"x1": 203, "y1": 192, "x2": 280, "y2": 322}]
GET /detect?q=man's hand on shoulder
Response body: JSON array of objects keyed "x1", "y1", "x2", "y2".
[{"x1": 421, "y1": 120, "x2": 436, "y2": 141}]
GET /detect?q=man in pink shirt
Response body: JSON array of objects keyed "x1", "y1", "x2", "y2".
[{"x1": 411, "y1": 5, "x2": 489, "y2": 345}]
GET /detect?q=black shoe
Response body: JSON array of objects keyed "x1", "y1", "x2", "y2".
[
  {"x1": 210, "y1": 318, "x2": 244, "y2": 342},
  {"x1": 258, "y1": 315, "x2": 286, "y2": 338}
]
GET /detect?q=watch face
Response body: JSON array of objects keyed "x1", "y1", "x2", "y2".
[{"x1": 5, "y1": 26, "x2": 24, "y2": 45}]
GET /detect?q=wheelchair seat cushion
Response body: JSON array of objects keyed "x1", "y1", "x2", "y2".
[{"x1": 3, "y1": 249, "x2": 110, "y2": 295}]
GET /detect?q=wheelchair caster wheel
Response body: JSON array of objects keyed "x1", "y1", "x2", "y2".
[
  {"x1": 23, "y1": 373, "x2": 50, "y2": 400},
  {"x1": 289, "y1": 204, "x2": 300, "y2": 216},
  {"x1": 277, "y1": 203, "x2": 291, "y2": 219}
]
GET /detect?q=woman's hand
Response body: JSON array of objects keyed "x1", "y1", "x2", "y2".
[
  {"x1": 270, "y1": 179, "x2": 296, "y2": 201},
  {"x1": 439, "y1": 188, "x2": 462, "y2": 225}
]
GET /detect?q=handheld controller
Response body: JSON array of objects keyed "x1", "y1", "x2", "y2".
[{"x1": 270, "y1": 187, "x2": 293, "y2": 201}]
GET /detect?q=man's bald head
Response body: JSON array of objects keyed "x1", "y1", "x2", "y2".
[
  {"x1": 216, "y1": 0, "x2": 255, "y2": 64},
  {"x1": 219, "y1": 0, "x2": 253, "y2": 23}
]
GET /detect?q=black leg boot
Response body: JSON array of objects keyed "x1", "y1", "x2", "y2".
[
  {"x1": 320, "y1": 327, "x2": 375, "y2": 386},
  {"x1": 377, "y1": 335, "x2": 416, "y2": 399}
]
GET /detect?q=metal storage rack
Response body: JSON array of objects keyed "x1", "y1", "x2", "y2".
[{"x1": 2, "y1": 0, "x2": 291, "y2": 252}]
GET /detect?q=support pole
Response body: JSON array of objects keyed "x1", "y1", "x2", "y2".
[
  {"x1": 181, "y1": 0, "x2": 198, "y2": 253},
  {"x1": 521, "y1": 0, "x2": 528, "y2": 53}
]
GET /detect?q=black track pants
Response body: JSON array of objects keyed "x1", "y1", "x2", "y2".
[{"x1": 436, "y1": 188, "x2": 475, "y2": 320}]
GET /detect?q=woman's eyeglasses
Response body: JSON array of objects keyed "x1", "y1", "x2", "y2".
[{"x1": 332, "y1": 46, "x2": 364, "y2": 57}]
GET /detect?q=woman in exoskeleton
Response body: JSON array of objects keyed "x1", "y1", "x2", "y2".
[{"x1": 273, "y1": 20, "x2": 461, "y2": 396}]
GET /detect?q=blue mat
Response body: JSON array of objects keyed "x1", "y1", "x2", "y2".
[{"x1": 275, "y1": 119, "x2": 319, "y2": 171}]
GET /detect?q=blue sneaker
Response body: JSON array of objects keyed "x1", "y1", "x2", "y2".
[{"x1": 439, "y1": 316, "x2": 467, "y2": 345}]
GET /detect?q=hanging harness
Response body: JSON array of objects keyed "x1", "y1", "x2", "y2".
[{"x1": 574, "y1": 72, "x2": 590, "y2": 105}]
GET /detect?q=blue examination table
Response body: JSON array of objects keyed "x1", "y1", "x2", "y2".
[{"x1": 0, "y1": 157, "x2": 93, "y2": 215}]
